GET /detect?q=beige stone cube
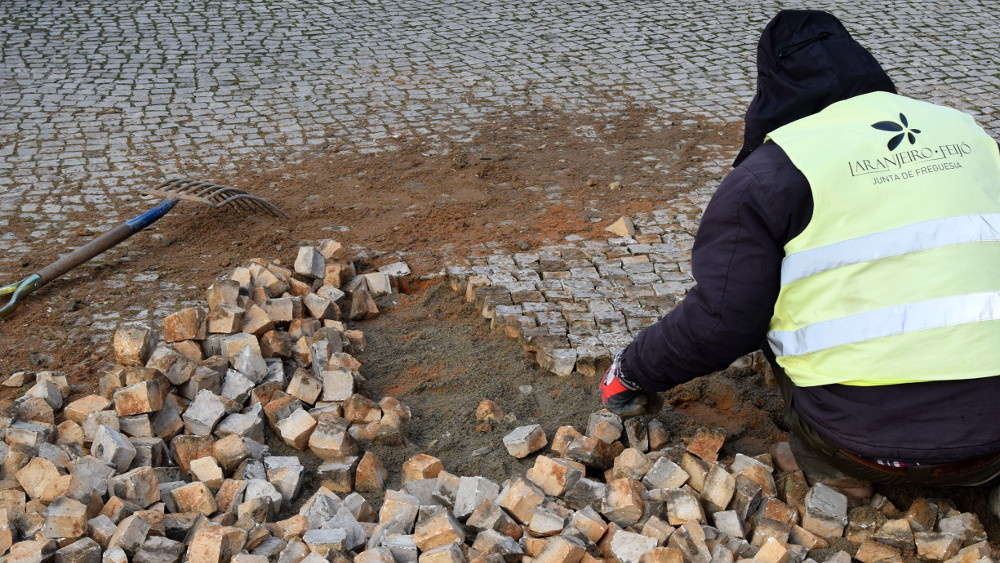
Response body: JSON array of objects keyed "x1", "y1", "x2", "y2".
[
  {"x1": 526, "y1": 455, "x2": 584, "y2": 497},
  {"x1": 218, "y1": 337, "x2": 259, "y2": 367},
  {"x1": 570, "y1": 506, "x2": 608, "y2": 543},
  {"x1": 114, "y1": 325, "x2": 156, "y2": 367},
  {"x1": 41, "y1": 497, "x2": 88, "y2": 539},
  {"x1": 309, "y1": 416, "x2": 358, "y2": 460},
  {"x1": 496, "y1": 477, "x2": 544, "y2": 525},
  {"x1": 551, "y1": 425, "x2": 583, "y2": 457},
  {"x1": 700, "y1": 463, "x2": 736, "y2": 513},
  {"x1": 855, "y1": 539, "x2": 904, "y2": 563},
  {"x1": 164, "y1": 307, "x2": 207, "y2": 342},
  {"x1": 355, "y1": 451, "x2": 388, "y2": 493},
  {"x1": 113, "y1": 380, "x2": 163, "y2": 416},
  {"x1": 535, "y1": 535, "x2": 586, "y2": 563},
  {"x1": 276, "y1": 408, "x2": 318, "y2": 449},
  {"x1": 208, "y1": 304, "x2": 246, "y2": 334},
  {"x1": 605, "y1": 216, "x2": 636, "y2": 237},
  {"x1": 402, "y1": 454, "x2": 444, "y2": 484},
  {"x1": 171, "y1": 481, "x2": 219, "y2": 515},
  {"x1": 207, "y1": 279, "x2": 241, "y2": 310},
  {"x1": 414, "y1": 508, "x2": 466, "y2": 552},
  {"x1": 639, "y1": 547, "x2": 685, "y2": 563},
  {"x1": 602, "y1": 478, "x2": 645, "y2": 528},
  {"x1": 64, "y1": 395, "x2": 112, "y2": 424},
  {"x1": 503, "y1": 424, "x2": 548, "y2": 458},
  {"x1": 321, "y1": 369, "x2": 355, "y2": 402},
  {"x1": 754, "y1": 537, "x2": 791, "y2": 563},
  {"x1": 15, "y1": 457, "x2": 61, "y2": 501},
  {"x1": 190, "y1": 456, "x2": 225, "y2": 490},
  {"x1": 663, "y1": 486, "x2": 706, "y2": 526},
  {"x1": 612, "y1": 448, "x2": 653, "y2": 481}
]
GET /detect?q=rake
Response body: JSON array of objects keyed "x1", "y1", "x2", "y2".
[{"x1": 1, "y1": 178, "x2": 285, "y2": 319}]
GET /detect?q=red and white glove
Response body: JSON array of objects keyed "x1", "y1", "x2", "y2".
[{"x1": 601, "y1": 351, "x2": 651, "y2": 417}]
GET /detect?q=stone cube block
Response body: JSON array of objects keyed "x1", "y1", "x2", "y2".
[
  {"x1": 356, "y1": 451, "x2": 388, "y2": 493},
  {"x1": 610, "y1": 529, "x2": 658, "y2": 563},
  {"x1": 602, "y1": 478, "x2": 645, "y2": 528},
  {"x1": 802, "y1": 483, "x2": 848, "y2": 538},
  {"x1": 172, "y1": 481, "x2": 219, "y2": 515},
  {"x1": 54, "y1": 537, "x2": 103, "y2": 563},
  {"x1": 42, "y1": 497, "x2": 88, "y2": 539},
  {"x1": 64, "y1": 395, "x2": 112, "y2": 424},
  {"x1": 701, "y1": 464, "x2": 736, "y2": 513},
  {"x1": 114, "y1": 325, "x2": 156, "y2": 367},
  {"x1": 526, "y1": 455, "x2": 584, "y2": 497},
  {"x1": 503, "y1": 424, "x2": 547, "y2": 458},
  {"x1": 309, "y1": 416, "x2": 358, "y2": 460},
  {"x1": 612, "y1": 448, "x2": 654, "y2": 481},
  {"x1": 402, "y1": 454, "x2": 444, "y2": 484},
  {"x1": 496, "y1": 477, "x2": 544, "y2": 524},
  {"x1": 414, "y1": 507, "x2": 465, "y2": 551},
  {"x1": 276, "y1": 408, "x2": 317, "y2": 450},
  {"x1": 113, "y1": 380, "x2": 163, "y2": 416},
  {"x1": 321, "y1": 368, "x2": 355, "y2": 402},
  {"x1": 108, "y1": 466, "x2": 160, "y2": 508},
  {"x1": 190, "y1": 456, "x2": 225, "y2": 489},
  {"x1": 208, "y1": 303, "x2": 246, "y2": 335},
  {"x1": 663, "y1": 487, "x2": 706, "y2": 526},
  {"x1": 183, "y1": 390, "x2": 226, "y2": 436},
  {"x1": 92, "y1": 425, "x2": 137, "y2": 472},
  {"x1": 454, "y1": 476, "x2": 501, "y2": 521},
  {"x1": 295, "y1": 246, "x2": 326, "y2": 279},
  {"x1": 915, "y1": 532, "x2": 962, "y2": 561},
  {"x1": 164, "y1": 307, "x2": 207, "y2": 342}
]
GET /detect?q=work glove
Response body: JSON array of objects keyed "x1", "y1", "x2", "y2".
[{"x1": 601, "y1": 350, "x2": 659, "y2": 417}]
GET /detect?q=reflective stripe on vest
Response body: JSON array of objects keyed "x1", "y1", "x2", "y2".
[{"x1": 766, "y1": 91, "x2": 1000, "y2": 387}]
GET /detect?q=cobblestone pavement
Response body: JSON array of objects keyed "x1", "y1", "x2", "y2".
[{"x1": 2, "y1": 1, "x2": 999, "y2": 353}]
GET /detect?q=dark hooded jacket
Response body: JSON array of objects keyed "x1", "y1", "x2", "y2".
[{"x1": 622, "y1": 10, "x2": 1000, "y2": 463}]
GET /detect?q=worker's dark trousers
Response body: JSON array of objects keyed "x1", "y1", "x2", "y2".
[{"x1": 762, "y1": 345, "x2": 1000, "y2": 487}]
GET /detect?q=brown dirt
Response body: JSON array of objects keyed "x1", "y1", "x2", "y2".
[
  {"x1": 340, "y1": 280, "x2": 790, "y2": 505},
  {"x1": 0, "y1": 104, "x2": 735, "y2": 390}
]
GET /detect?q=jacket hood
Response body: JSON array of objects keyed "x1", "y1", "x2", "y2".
[{"x1": 733, "y1": 10, "x2": 896, "y2": 166}]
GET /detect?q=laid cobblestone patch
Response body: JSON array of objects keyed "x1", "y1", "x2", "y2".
[{"x1": 448, "y1": 177, "x2": 716, "y2": 377}]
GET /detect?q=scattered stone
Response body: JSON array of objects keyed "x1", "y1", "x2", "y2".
[
  {"x1": 526, "y1": 455, "x2": 583, "y2": 497},
  {"x1": 606, "y1": 216, "x2": 636, "y2": 237},
  {"x1": 802, "y1": 483, "x2": 848, "y2": 538},
  {"x1": 356, "y1": 451, "x2": 388, "y2": 493},
  {"x1": 502, "y1": 424, "x2": 547, "y2": 458},
  {"x1": 402, "y1": 454, "x2": 444, "y2": 484}
]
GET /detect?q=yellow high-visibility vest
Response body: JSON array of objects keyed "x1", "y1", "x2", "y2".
[{"x1": 766, "y1": 91, "x2": 1000, "y2": 386}]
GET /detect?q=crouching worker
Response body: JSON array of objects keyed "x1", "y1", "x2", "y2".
[{"x1": 601, "y1": 9, "x2": 1000, "y2": 495}]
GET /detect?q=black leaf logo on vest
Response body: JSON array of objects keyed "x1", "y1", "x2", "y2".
[{"x1": 872, "y1": 113, "x2": 921, "y2": 151}]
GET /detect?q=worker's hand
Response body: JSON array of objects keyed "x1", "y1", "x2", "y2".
[{"x1": 601, "y1": 352, "x2": 658, "y2": 417}]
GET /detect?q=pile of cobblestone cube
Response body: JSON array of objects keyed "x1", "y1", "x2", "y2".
[
  {"x1": 0, "y1": 240, "x2": 416, "y2": 561},
  {"x1": 0, "y1": 235, "x2": 994, "y2": 563},
  {"x1": 475, "y1": 412, "x2": 993, "y2": 563}
]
